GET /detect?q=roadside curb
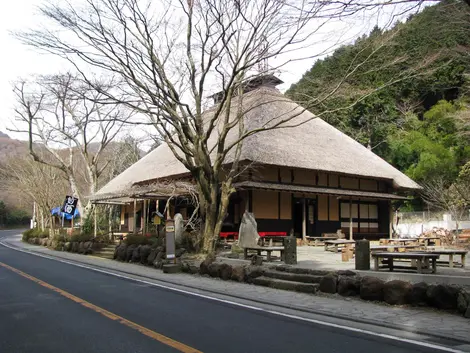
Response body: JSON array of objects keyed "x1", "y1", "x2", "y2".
[{"x1": 2, "y1": 236, "x2": 470, "y2": 346}]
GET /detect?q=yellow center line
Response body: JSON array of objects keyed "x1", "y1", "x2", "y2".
[{"x1": 0, "y1": 261, "x2": 202, "y2": 353}]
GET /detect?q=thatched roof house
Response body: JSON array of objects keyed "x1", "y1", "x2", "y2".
[{"x1": 94, "y1": 76, "x2": 419, "y2": 239}]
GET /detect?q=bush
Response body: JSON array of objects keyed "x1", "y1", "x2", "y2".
[
  {"x1": 22, "y1": 228, "x2": 49, "y2": 242},
  {"x1": 70, "y1": 233, "x2": 94, "y2": 242},
  {"x1": 22, "y1": 228, "x2": 36, "y2": 242},
  {"x1": 52, "y1": 234, "x2": 67, "y2": 242},
  {"x1": 37, "y1": 229, "x2": 50, "y2": 238},
  {"x1": 148, "y1": 236, "x2": 164, "y2": 248},
  {"x1": 124, "y1": 235, "x2": 152, "y2": 246}
]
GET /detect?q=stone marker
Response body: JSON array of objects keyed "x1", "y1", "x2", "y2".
[
  {"x1": 355, "y1": 239, "x2": 370, "y2": 270},
  {"x1": 174, "y1": 213, "x2": 184, "y2": 246},
  {"x1": 283, "y1": 236, "x2": 297, "y2": 265},
  {"x1": 238, "y1": 212, "x2": 259, "y2": 248}
]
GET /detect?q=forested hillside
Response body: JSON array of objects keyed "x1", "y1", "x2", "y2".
[{"x1": 287, "y1": 0, "x2": 470, "y2": 209}]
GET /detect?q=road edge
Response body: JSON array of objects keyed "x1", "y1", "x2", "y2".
[{"x1": 1, "y1": 234, "x2": 469, "y2": 350}]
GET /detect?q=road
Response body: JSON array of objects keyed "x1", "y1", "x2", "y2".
[{"x1": 0, "y1": 229, "x2": 460, "y2": 353}]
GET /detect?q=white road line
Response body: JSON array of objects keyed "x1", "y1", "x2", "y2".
[{"x1": 0, "y1": 237, "x2": 465, "y2": 353}]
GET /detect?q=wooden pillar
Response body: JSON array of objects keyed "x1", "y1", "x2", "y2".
[
  {"x1": 302, "y1": 198, "x2": 307, "y2": 240},
  {"x1": 166, "y1": 198, "x2": 171, "y2": 219},
  {"x1": 349, "y1": 199, "x2": 353, "y2": 241},
  {"x1": 142, "y1": 199, "x2": 147, "y2": 235},
  {"x1": 389, "y1": 201, "x2": 394, "y2": 239},
  {"x1": 133, "y1": 199, "x2": 137, "y2": 235},
  {"x1": 93, "y1": 206, "x2": 97, "y2": 237}
]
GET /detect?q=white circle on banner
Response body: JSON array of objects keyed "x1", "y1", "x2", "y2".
[
  {"x1": 67, "y1": 197, "x2": 75, "y2": 204},
  {"x1": 65, "y1": 205, "x2": 73, "y2": 213}
]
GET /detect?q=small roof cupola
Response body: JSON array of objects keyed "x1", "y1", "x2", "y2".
[{"x1": 210, "y1": 74, "x2": 283, "y2": 105}]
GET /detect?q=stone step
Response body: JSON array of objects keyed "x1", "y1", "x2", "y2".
[
  {"x1": 263, "y1": 270, "x2": 323, "y2": 283},
  {"x1": 252, "y1": 276, "x2": 319, "y2": 294}
]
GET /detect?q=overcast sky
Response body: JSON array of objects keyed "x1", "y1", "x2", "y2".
[{"x1": 0, "y1": 1, "x2": 420, "y2": 144}]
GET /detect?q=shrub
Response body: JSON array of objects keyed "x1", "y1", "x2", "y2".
[
  {"x1": 148, "y1": 236, "x2": 164, "y2": 248},
  {"x1": 37, "y1": 229, "x2": 50, "y2": 238},
  {"x1": 124, "y1": 235, "x2": 152, "y2": 246},
  {"x1": 22, "y1": 228, "x2": 36, "y2": 242},
  {"x1": 22, "y1": 228, "x2": 49, "y2": 242},
  {"x1": 52, "y1": 234, "x2": 67, "y2": 242},
  {"x1": 70, "y1": 233, "x2": 94, "y2": 242}
]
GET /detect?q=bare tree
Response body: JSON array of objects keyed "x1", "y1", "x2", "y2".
[
  {"x1": 15, "y1": 0, "x2": 438, "y2": 252},
  {"x1": 4, "y1": 155, "x2": 69, "y2": 231},
  {"x1": 421, "y1": 178, "x2": 469, "y2": 238},
  {"x1": 11, "y1": 73, "x2": 132, "y2": 219}
]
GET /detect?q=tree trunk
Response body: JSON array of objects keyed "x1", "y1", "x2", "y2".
[{"x1": 201, "y1": 181, "x2": 233, "y2": 253}]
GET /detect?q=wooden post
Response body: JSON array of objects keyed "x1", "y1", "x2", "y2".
[
  {"x1": 94, "y1": 206, "x2": 97, "y2": 237},
  {"x1": 302, "y1": 198, "x2": 307, "y2": 240},
  {"x1": 133, "y1": 199, "x2": 137, "y2": 235},
  {"x1": 389, "y1": 201, "x2": 394, "y2": 239},
  {"x1": 349, "y1": 199, "x2": 353, "y2": 241},
  {"x1": 142, "y1": 199, "x2": 147, "y2": 235}
]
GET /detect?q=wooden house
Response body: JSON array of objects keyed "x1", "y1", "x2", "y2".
[{"x1": 92, "y1": 76, "x2": 419, "y2": 240}]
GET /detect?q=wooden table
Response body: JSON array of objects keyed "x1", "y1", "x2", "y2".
[
  {"x1": 324, "y1": 239, "x2": 355, "y2": 252},
  {"x1": 243, "y1": 246, "x2": 285, "y2": 262},
  {"x1": 370, "y1": 245, "x2": 421, "y2": 253},
  {"x1": 372, "y1": 252, "x2": 440, "y2": 274},
  {"x1": 426, "y1": 249, "x2": 467, "y2": 268},
  {"x1": 306, "y1": 236, "x2": 338, "y2": 246}
]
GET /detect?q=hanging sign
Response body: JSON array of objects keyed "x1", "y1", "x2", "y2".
[{"x1": 62, "y1": 196, "x2": 78, "y2": 215}]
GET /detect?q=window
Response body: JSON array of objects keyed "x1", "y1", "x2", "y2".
[{"x1": 340, "y1": 201, "x2": 379, "y2": 233}]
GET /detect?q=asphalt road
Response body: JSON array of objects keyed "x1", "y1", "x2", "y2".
[{"x1": 0, "y1": 229, "x2": 454, "y2": 353}]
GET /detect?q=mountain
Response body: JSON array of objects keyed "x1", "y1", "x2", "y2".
[
  {"x1": 0, "y1": 132, "x2": 28, "y2": 163},
  {"x1": 286, "y1": 0, "x2": 470, "y2": 200}
]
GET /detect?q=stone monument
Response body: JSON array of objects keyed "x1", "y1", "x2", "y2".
[
  {"x1": 355, "y1": 239, "x2": 370, "y2": 270},
  {"x1": 283, "y1": 236, "x2": 297, "y2": 264},
  {"x1": 174, "y1": 213, "x2": 184, "y2": 246},
  {"x1": 238, "y1": 211, "x2": 259, "y2": 248}
]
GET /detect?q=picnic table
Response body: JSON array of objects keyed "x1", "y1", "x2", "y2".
[
  {"x1": 370, "y1": 244, "x2": 422, "y2": 253},
  {"x1": 371, "y1": 252, "x2": 440, "y2": 274},
  {"x1": 305, "y1": 236, "x2": 338, "y2": 246},
  {"x1": 243, "y1": 246, "x2": 285, "y2": 262},
  {"x1": 425, "y1": 249, "x2": 467, "y2": 268},
  {"x1": 324, "y1": 239, "x2": 355, "y2": 252}
]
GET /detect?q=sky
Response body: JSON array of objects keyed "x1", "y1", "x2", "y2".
[{"x1": 0, "y1": 0, "x2": 421, "y2": 145}]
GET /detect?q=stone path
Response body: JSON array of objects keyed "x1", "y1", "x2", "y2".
[{"x1": 4, "y1": 235, "x2": 470, "y2": 345}]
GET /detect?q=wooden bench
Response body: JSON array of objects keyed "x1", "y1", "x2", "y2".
[
  {"x1": 243, "y1": 246, "x2": 285, "y2": 262},
  {"x1": 305, "y1": 236, "x2": 338, "y2": 246},
  {"x1": 425, "y1": 249, "x2": 467, "y2": 268},
  {"x1": 324, "y1": 239, "x2": 355, "y2": 252},
  {"x1": 372, "y1": 252, "x2": 440, "y2": 274}
]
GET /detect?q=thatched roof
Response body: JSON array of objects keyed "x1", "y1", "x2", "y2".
[
  {"x1": 90, "y1": 180, "x2": 195, "y2": 202},
  {"x1": 94, "y1": 84, "x2": 419, "y2": 201}
]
